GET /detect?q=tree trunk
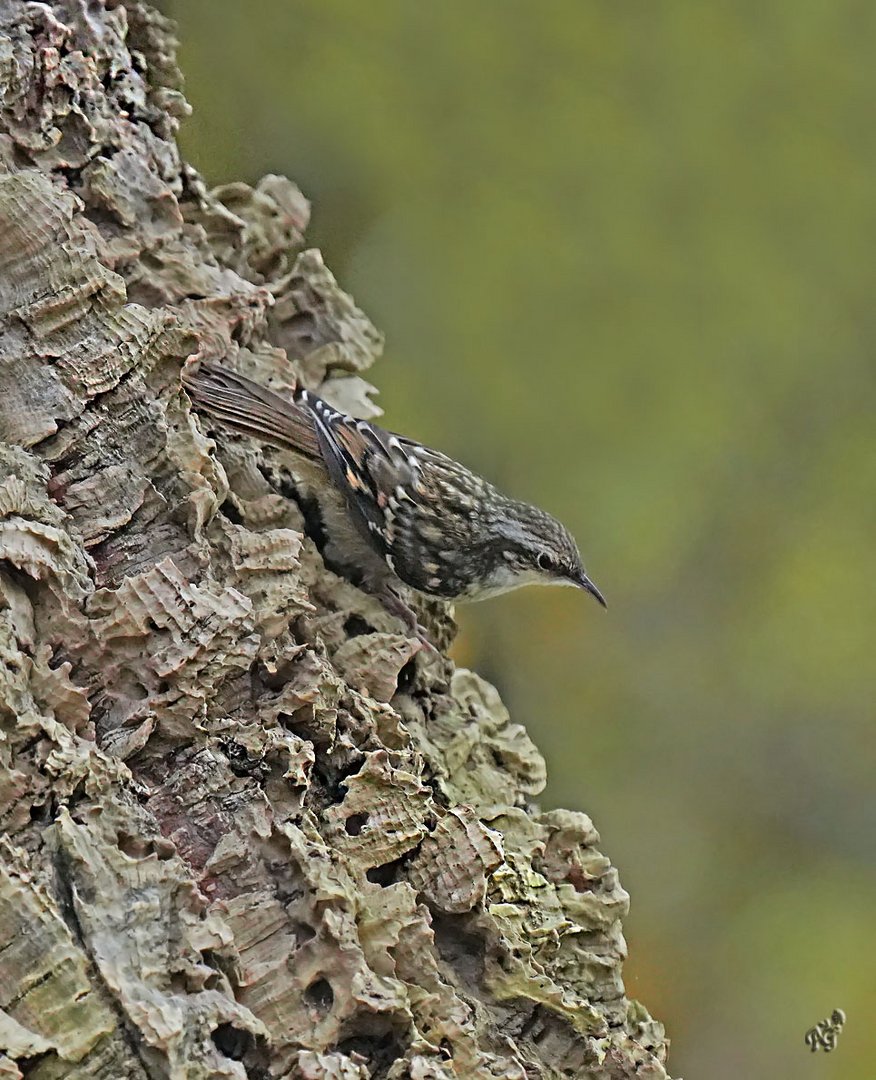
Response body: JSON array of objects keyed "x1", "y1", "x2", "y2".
[{"x1": 0, "y1": 3, "x2": 673, "y2": 1077}]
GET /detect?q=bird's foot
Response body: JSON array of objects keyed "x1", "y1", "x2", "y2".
[{"x1": 377, "y1": 586, "x2": 441, "y2": 658}]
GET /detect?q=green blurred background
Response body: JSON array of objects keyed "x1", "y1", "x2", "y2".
[{"x1": 166, "y1": 2, "x2": 875, "y2": 1075}]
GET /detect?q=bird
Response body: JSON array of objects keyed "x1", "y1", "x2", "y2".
[{"x1": 182, "y1": 360, "x2": 605, "y2": 646}]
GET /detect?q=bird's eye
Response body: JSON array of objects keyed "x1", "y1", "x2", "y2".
[{"x1": 537, "y1": 552, "x2": 556, "y2": 572}]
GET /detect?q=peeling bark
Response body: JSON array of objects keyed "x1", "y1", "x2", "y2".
[{"x1": 0, "y1": 3, "x2": 673, "y2": 1078}]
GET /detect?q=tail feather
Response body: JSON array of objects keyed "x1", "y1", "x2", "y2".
[{"x1": 182, "y1": 360, "x2": 321, "y2": 458}]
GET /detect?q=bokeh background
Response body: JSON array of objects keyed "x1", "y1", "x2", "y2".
[{"x1": 165, "y1": 3, "x2": 875, "y2": 1076}]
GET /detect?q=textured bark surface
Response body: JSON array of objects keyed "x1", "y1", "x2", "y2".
[{"x1": 0, "y1": 4, "x2": 673, "y2": 1078}]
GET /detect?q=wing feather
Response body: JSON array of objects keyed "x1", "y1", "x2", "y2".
[{"x1": 182, "y1": 361, "x2": 321, "y2": 457}]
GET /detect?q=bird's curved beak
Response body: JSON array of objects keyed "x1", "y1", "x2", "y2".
[{"x1": 576, "y1": 572, "x2": 607, "y2": 609}]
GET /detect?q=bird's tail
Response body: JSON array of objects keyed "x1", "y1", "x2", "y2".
[{"x1": 182, "y1": 360, "x2": 321, "y2": 458}]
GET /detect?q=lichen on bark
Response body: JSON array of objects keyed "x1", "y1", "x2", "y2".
[{"x1": 0, "y1": 3, "x2": 673, "y2": 1077}]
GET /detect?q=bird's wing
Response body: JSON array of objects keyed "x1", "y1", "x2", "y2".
[
  {"x1": 182, "y1": 360, "x2": 322, "y2": 458},
  {"x1": 300, "y1": 391, "x2": 423, "y2": 558}
]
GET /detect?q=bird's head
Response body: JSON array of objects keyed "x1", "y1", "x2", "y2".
[{"x1": 475, "y1": 499, "x2": 607, "y2": 606}]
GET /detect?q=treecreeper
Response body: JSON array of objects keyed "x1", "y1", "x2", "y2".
[
  {"x1": 183, "y1": 359, "x2": 606, "y2": 649},
  {"x1": 0, "y1": 1, "x2": 674, "y2": 1077}
]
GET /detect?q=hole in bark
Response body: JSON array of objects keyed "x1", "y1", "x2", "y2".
[
  {"x1": 395, "y1": 658, "x2": 418, "y2": 695},
  {"x1": 293, "y1": 922, "x2": 316, "y2": 946},
  {"x1": 337, "y1": 1025, "x2": 408, "y2": 1078},
  {"x1": 344, "y1": 813, "x2": 367, "y2": 836},
  {"x1": 223, "y1": 739, "x2": 263, "y2": 776},
  {"x1": 211, "y1": 1023, "x2": 253, "y2": 1061},
  {"x1": 18, "y1": 1051, "x2": 53, "y2": 1076},
  {"x1": 220, "y1": 498, "x2": 243, "y2": 524},
  {"x1": 489, "y1": 747, "x2": 506, "y2": 772},
  {"x1": 304, "y1": 977, "x2": 334, "y2": 1013},
  {"x1": 200, "y1": 949, "x2": 232, "y2": 988},
  {"x1": 278, "y1": 709, "x2": 308, "y2": 735},
  {"x1": 276, "y1": 706, "x2": 332, "y2": 750},
  {"x1": 518, "y1": 1003, "x2": 545, "y2": 1043},
  {"x1": 366, "y1": 855, "x2": 404, "y2": 887},
  {"x1": 431, "y1": 913, "x2": 486, "y2": 987},
  {"x1": 47, "y1": 647, "x2": 70, "y2": 670},
  {"x1": 313, "y1": 750, "x2": 366, "y2": 805},
  {"x1": 284, "y1": 310, "x2": 317, "y2": 345},
  {"x1": 440, "y1": 1038, "x2": 454, "y2": 1059},
  {"x1": 344, "y1": 614, "x2": 373, "y2": 638},
  {"x1": 117, "y1": 832, "x2": 152, "y2": 859}
]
